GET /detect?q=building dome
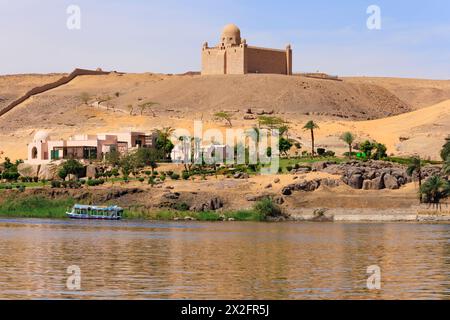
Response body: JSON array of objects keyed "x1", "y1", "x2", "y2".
[
  {"x1": 33, "y1": 130, "x2": 49, "y2": 142},
  {"x1": 221, "y1": 24, "x2": 241, "y2": 46}
]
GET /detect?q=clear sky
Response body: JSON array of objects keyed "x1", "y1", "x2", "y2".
[{"x1": 1, "y1": 0, "x2": 449, "y2": 79}]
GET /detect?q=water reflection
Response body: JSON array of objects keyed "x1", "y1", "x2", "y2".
[{"x1": 0, "y1": 219, "x2": 448, "y2": 299}]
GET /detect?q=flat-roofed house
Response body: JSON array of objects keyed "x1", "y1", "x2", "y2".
[{"x1": 26, "y1": 131, "x2": 158, "y2": 165}]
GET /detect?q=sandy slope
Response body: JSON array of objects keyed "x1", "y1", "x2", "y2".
[{"x1": 0, "y1": 73, "x2": 449, "y2": 161}]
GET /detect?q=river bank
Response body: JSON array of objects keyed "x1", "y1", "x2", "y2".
[
  {"x1": 1, "y1": 192, "x2": 449, "y2": 222},
  {"x1": 0, "y1": 166, "x2": 449, "y2": 222}
]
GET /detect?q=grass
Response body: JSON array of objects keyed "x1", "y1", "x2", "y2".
[
  {"x1": 0, "y1": 195, "x2": 75, "y2": 218},
  {"x1": 124, "y1": 208, "x2": 266, "y2": 222}
]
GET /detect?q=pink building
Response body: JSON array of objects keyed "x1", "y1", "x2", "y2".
[{"x1": 26, "y1": 131, "x2": 158, "y2": 165}]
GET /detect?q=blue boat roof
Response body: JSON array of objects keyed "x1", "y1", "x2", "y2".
[{"x1": 73, "y1": 204, "x2": 123, "y2": 211}]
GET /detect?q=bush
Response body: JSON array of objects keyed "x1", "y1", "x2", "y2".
[
  {"x1": 1, "y1": 172, "x2": 20, "y2": 181},
  {"x1": 254, "y1": 198, "x2": 282, "y2": 218},
  {"x1": 173, "y1": 202, "x2": 190, "y2": 211},
  {"x1": 86, "y1": 179, "x2": 105, "y2": 187},
  {"x1": 324, "y1": 150, "x2": 335, "y2": 157},
  {"x1": 182, "y1": 171, "x2": 191, "y2": 180},
  {"x1": 51, "y1": 181, "x2": 61, "y2": 188},
  {"x1": 317, "y1": 148, "x2": 326, "y2": 156},
  {"x1": 159, "y1": 174, "x2": 166, "y2": 182},
  {"x1": 138, "y1": 177, "x2": 145, "y2": 183},
  {"x1": 170, "y1": 173, "x2": 180, "y2": 180},
  {"x1": 286, "y1": 165, "x2": 293, "y2": 172}
]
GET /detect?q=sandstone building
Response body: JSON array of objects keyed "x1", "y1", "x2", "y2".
[{"x1": 202, "y1": 24, "x2": 293, "y2": 75}]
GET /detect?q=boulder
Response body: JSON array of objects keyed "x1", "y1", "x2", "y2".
[
  {"x1": 163, "y1": 192, "x2": 180, "y2": 200},
  {"x1": 17, "y1": 163, "x2": 40, "y2": 178},
  {"x1": 38, "y1": 163, "x2": 58, "y2": 180},
  {"x1": 311, "y1": 161, "x2": 328, "y2": 172},
  {"x1": 348, "y1": 174, "x2": 363, "y2": 189},
  {"x1": 274, "y1": 178, "x2": 280, "y2": 183},
  {"x1": 371, "y1": 174, "x2": 385, "y2": 190},
  {"x1": 281, "y1": 187, "x2": 292, "y2": 196},
  {"x1": 86, "y1": 165, "x2": 97, "y2": 179},
  {"x1": 383, "y1": 174, "x2": 399, "y2": 190}
]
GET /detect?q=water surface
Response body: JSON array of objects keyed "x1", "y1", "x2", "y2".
[{"x1": 0, "y1": 218, "x2": 449, "y2": 299}]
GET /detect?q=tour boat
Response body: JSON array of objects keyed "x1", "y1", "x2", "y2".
[{"x1": 66, "y1": 204, "x2": 124, "y2": 220}]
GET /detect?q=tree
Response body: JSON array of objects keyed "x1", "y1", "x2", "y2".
[
  {"x1": 279, "y1": 137, "x2": 293, "y2": 157},
  {"x1": 407, "y1": 156, "x2": 423, "y2": 203},
  {"x1": 119, "y1": 154, "x2": 136, "y2": 180},
  {"x1": 373, "y1": 142, "x2": 387, "y2": 160},
  {"x1": 105, "y1": 149, "x2": 121, "y2": 167},
  {"x1": 420, "y1": 176, "x2": 450, "y2": 210},
  {"x1": 58, "y1": 159, "x2": 84, "y2": 180},
  {"x1": 138, "y1": 101, "x2": 159, "y2": 117},
  {"x1": 214, "y1": 111, "x2": 233, "y2": 127},
  {"x1": 79, "y1": 92, "x2": 90, "y2": 105},
  {"x1": 340, "y1": 132, "x2": 356, "y2": 159},
  {"x1": 258, "y1": 116, "x2": 285, "y2": 131},
  {"x1": 156, "y1": 127, "x2": 175, "y2": 160},
  {"x1": 303, "y1": 120, "x2": 319, "y2": 157},
  {"x1": 135, "y1": 148, "x2": 161, "y2": 174},
  {"x1": 443, "y1": 156, "x2": 450, "y2": 175},
  {"x1": 441, "y1": 136, "x2": 450, "y2": 161},
  {"x1": 359, "y1": 140, "x2": 374, "y2": 158}
]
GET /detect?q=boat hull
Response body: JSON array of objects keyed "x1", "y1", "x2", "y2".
[{"x1": 66, "y1": 213, "x2": 122, "y2": 220}]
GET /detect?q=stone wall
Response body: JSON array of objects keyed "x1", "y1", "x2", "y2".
[{"x1": 245, "y1": 47, "x2": 289, "y2": 75}]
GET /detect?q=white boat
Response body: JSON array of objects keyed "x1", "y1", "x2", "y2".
[{"x1": 66, "y1": 204, "x2": 123, "y2": 220}]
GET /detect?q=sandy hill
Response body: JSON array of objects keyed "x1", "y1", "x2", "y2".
[
  {"x1": 0, "y1": 72, "x2": 449, "y2": 161},
  {"x1": 345, "y1": 77, "x2": 450, "y2": 110}
]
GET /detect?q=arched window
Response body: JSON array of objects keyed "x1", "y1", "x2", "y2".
[{"x1": 31, "y1": 147, "x2": 38, "y2": 159}]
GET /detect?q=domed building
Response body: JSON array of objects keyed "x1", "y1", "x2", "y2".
[{"x1": 202, "y1": 24, "x2": 292, "y2": 75}]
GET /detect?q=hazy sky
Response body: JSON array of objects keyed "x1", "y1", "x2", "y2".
[{"x1": 1, "y1": 0, "x2": 449, "y2": 78}]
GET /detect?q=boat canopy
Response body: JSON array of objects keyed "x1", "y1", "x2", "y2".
[{"x1": 73, "y1": 204, "x2": 123, "y2": 211}]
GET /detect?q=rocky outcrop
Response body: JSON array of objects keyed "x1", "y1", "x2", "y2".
[
  {"x1": 320, "y1": 160, "x2": 442, "y2": 190},
  {"x1": 17, "y1": 163, "x2": 40, "y2": 177}
]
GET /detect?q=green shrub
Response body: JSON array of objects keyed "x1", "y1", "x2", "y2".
[
  {"x1": 286, "y1": 165, "x2": 293, "y2": 172},
  {"x1": 317, "y1": 148, "x2": 326, "y2": 156},
  {"x1": 253, "y1": 198, "x2": 282, "y2": 218},
  {"x1": 170, "y1": 173, "x2": 180, "y2": 180},
  {"x1": 174, "y1": 202, "x2": 190, "y2": 211},
  {"x1": 182, "y1": 171, "x2": 190, "y2": 180},
  {"x1": 51, "y1": 181, "x2": 61, "y2": 188}
]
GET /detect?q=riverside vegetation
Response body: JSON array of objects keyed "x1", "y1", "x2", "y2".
[{"x1": 0, "y1": 121, "x2": 449, "y2": 221}]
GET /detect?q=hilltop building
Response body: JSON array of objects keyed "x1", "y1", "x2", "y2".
[
  {"x1": 202, "y1": 24, "x2": 292, "y2": 75},
  {"x1": 26, "y1": 131, "x2": 158, "y2": 165}
]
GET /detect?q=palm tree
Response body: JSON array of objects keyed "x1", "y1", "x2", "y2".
[
  {"x1": 407, "y1": 156, "x2": 423, "y2": 203},
  {"x1": 420, "y1": 176, "x2": 450, "y2": 210},
  {"x1": 443, "y1": 155, "x2": 450, "y2": 175},
  {"x1": 156, "y1": 127, "x2": 175, "y2": 159},
  {"x1": 139, "y1": 101, "x2": 159, "y2": 117},
  {"x1": 340, "y1": 132, "x2": 356, "y2": 159},
  {"x1": 303, "y1": 120, "x2": 319, "y2": 157}
]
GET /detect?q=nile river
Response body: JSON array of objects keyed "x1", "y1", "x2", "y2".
[{"x1": 0, "y1": 218, "x2": 449, "y2": 300}]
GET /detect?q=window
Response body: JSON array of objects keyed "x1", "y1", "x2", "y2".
[{"x1": 31, "y1": 147, "x2": 38, "y2": 159}]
